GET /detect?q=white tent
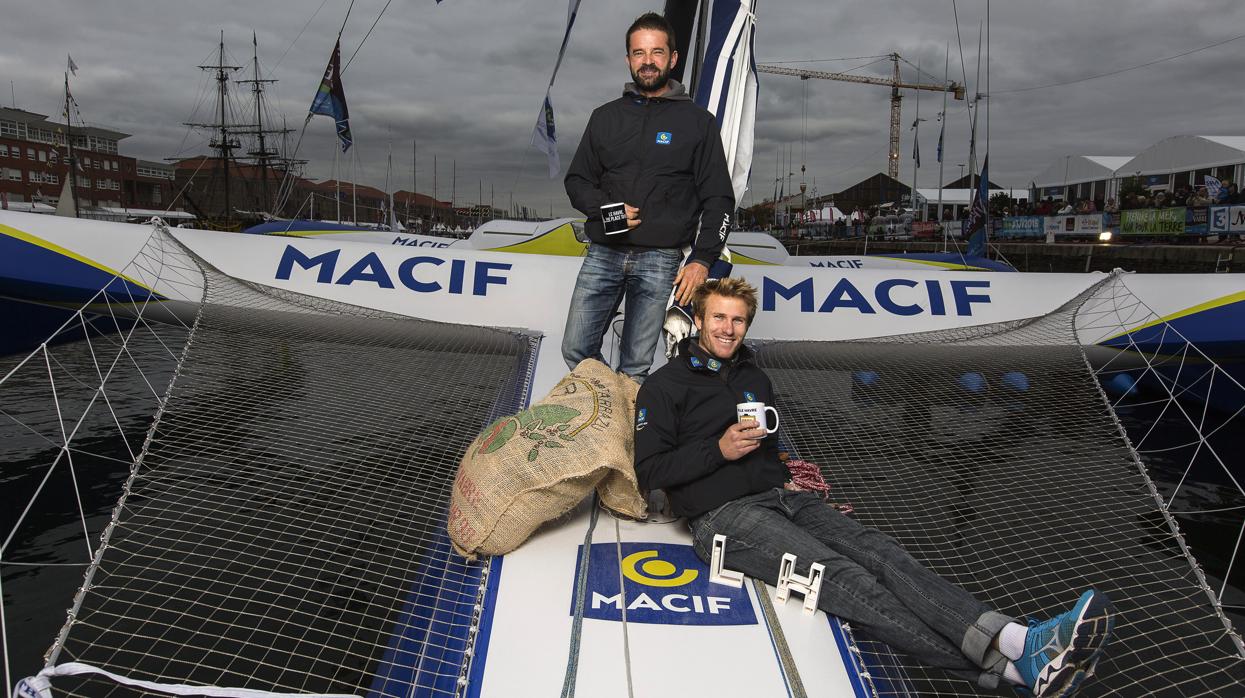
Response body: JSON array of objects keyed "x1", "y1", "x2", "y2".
[
  {"x1": 1120, "y1": 136, "x2": 1245, "y2": 176},
  {"x1": 1032, "y1": 156, "x2": 1131, "y2": 188},
  {"x1": 1117, "y1": 136, "x2": 1245, "y2": 191}
]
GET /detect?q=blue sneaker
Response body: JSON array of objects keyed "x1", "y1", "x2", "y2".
[{"x1": 1015, "y1": 589, "x2": 1114, "y2": 697}]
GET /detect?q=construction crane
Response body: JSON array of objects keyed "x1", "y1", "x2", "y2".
[{"x1": 756, "y1": 53, "x2": 965, "y2": 179}]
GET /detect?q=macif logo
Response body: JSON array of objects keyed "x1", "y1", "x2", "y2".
[
  {"x1": 573, "y1": 543, "x2": 755, "y2": 626},
  {"x1": 656, "y1": 131, "x2": 672, "y2": 145},
  {"x1": 274, "y1": 245, "x2": 509, "y2": 296}
]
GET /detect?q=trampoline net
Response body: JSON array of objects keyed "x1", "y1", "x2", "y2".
[
  {"x1": 5, "y1": 222, "x2": 1243, "y2": 698},
  {"x1": 21, "y1": 233, "x2": 536, "y2": 697},
  {"x1": 755, "y1": 275, "x2": 1245, "y2": 697}
]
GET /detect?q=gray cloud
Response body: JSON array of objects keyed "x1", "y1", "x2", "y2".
[{"x1": 4, "y1": 0, "x2": 1240, "y2": 217}]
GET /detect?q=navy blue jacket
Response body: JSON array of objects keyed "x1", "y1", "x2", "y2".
[
  {"x1": 634, "y1": 338, "x2": 788, "y2": 518},
  {"x1": 564, "y1": 80, "x2": 733, "y2": 268}
]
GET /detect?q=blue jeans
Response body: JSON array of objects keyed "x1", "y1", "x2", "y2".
[
  {"x1": 562, "y1": 244, "x2": 682, "y2": 380},
  {"x1": 690, "y1": 488, "x2": 1014, "y2": 689}
]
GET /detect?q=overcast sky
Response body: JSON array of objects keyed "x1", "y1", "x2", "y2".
[{"x1": 2, "y1": 0, "x2": 1241, "y2": 216}]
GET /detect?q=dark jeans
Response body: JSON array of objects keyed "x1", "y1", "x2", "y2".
[
  {"x1": 561, "y1": 243, "x2": 682, "y2": 380},
  {"x1": 689, "y1": 488, "x2": 1013, "y2": 688}
]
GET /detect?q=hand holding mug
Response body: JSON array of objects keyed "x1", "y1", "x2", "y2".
[
  {"x1": 736, "y1": 402, "x2": 779, "y2": 435},
  {"x1": 719, "y1": 421, "x2": 766, "y2": 461}
]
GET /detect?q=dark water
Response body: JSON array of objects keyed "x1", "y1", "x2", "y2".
[
  {"x1": 1, "y1": 330, "x2": 185, "y2": 682},
  {"x1": 2, "y1": 336, "x2": 1242, "y2": 684}
]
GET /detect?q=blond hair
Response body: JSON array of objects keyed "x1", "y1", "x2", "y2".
[{"x1": 691, "y1": 277, "x2": 759, "y2": 326}]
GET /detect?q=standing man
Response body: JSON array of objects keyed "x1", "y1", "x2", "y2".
[
  {"x1": 634, "y1": 277, "x2": 1115, "y2": 697},
  {"x1": 563, "y1": 12, "x2": 734, "y2": 381}
]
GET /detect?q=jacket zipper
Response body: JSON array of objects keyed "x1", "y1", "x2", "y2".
[{"x1": 630, "y1": 99, "x2": 656, "y2": 210}]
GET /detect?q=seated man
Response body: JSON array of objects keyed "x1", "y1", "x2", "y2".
[{"x1": 633, "y1": 277, "x2": 1114, "y2": 697}]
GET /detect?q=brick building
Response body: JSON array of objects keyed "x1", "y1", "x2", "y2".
[{"x1": 0, "y1": 107, "x2": 176, "y2": 216}]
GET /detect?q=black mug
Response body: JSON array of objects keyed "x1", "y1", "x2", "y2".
[{"x1": 601, "y1": 202, "x2": 629, "y2": 235}]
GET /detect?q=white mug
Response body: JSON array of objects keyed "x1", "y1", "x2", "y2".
[{"x1": 736, "y1": 402, "x2": 779, "y2": 434}]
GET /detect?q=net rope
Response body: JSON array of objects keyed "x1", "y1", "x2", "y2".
[
  {"x1": 755, "y1": 271, "x2": 1245, "y2": 696},
  {"x1": 3, "y1": 223, "x2": 534, "y2": 698}
]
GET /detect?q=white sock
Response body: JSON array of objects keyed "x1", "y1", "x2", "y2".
[
  {"x1": 998, "y1": 622, "x2": 1028, "y2": 661},
  {"x1": 1003, "y1": 661, "x2": 1024, "y2": 686}
]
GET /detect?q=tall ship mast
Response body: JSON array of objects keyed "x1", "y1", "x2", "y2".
[
  {"x1": 235, "y1": 32, "x2": 304, "y2": 217},
  {"x1": 176, "y1": 32, "x2": 301, "y2": 229}
]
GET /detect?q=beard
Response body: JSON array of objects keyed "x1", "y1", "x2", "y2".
[{"x1": 631, "y1": 62, "x2": 671, "y2": 93}]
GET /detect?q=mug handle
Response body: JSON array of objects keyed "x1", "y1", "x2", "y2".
[{"x1": 763, "y1": 406, "x2": 779, "y2": 434}]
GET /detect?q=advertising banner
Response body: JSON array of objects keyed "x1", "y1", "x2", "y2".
[
  {"x1": 1073, "y1": 214, "x2": 1105, "y2": 236},
  {"x1": 1045, "y1": 215, "x2": 1069, "y2": 242},
  {"x1": 1121, "y1": 208, "x2": 1184, "y2": 235},
  {"x1": 1000, "y1": 216, "x2": 1043, "y2": 239},
  {"x1": 912, "y1": 221, "x2": 938, "y2": 239},
  {"x1": 1185, "y1": 206, "x2": 1209, "y2": 235},
  {"x1": 1209, "y1": 205, "x2": 1245, "y2": 233}
]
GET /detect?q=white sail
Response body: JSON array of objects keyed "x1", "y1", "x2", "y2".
[{"x1": 53, "y1": 175, "x2": 76, "y2": 218}]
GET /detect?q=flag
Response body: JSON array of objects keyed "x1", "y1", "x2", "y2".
[
  {"x1": 1205, "y1": 175, "x2": 1223, "y2": 200},
  {"x1": 936, "y1": 114, "x2": 945, "y2": 163},
  {"x1": 530, "y1": 92, "x2": 560, "y2": 178},
  {"x1": 911, "y1": 120, "x2": 921, "y2": 169},
  {"x1": 530, "y1": 0, "x2": 582, "y2": 178},
  {"x1": 309, "y1": 40, "x2": 352, "y2": 152},
  {"x1": 964, "y1": 155, "x2": 989, "y2": 258},
  {"x1": 693, "y1": 0, "x2": 760, "y2": 206},
  {"x1": 67, "y1": 55, "x2": 78, "y2": 76}
]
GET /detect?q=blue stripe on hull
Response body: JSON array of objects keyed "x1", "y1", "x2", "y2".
[
  {"x1": 0, "y1": 232, "x2": 161, "y2": 305},
  {"x1": 1101, "y1": 300, "x2": 1245, "y2": 354}
]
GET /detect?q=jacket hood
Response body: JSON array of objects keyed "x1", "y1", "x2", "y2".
[{"x1": 623, "y1": 78, "x2": 692, "y2": 101}]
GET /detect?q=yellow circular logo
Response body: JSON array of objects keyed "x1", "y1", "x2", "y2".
[{"x1": 621, "y1": 550, "x2": 699, "y2": 587}]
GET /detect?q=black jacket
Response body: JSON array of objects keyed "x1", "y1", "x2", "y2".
[
  {"x1": 634, "y1": 338, "x2": 789, "y2": 519},
  {"x1": 565, "y1": 80, "x2": 734, "y2": 268}
]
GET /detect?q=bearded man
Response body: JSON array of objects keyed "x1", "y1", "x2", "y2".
[{"x1": 562, "y1": 11, "x2": 734, "y2": 381}]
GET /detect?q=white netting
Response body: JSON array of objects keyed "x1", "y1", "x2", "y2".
[
  {"x1": 3, "y1": 224, "x2": 535, "y2": 698},
  {"x1": 755, "y1": 272, "x2": 1245, "y2": 696},
  {"x1": 4, "y1": 226, "x2": 1243, "y2": 698}
]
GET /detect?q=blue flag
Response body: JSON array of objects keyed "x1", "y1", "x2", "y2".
[
  {"x1": 936, "y1": 115, "x2": 945, "y2": 163},
  {"x1": 310, "y1": 40, "x2": 352, "y2": 152},
  {"x1": 964, "y1": 155, "x2": 989, "y2": 257},
  {"x1": 531, "y1": 92, "x2": 560, "y2": 178},
  {"x1": 530, "y1": 0, "x2": 582, "y2": 178}
]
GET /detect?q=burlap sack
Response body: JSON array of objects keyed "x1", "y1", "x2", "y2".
[{"x1": 448, "y1": 359, "x2": 646, "y2": 559}]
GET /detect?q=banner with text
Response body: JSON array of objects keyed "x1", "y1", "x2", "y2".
[
  {"x1": 1121, "y1": 208, "x2": 1185, "y2": 235},
  {"x1": 1000, "y1": 216, "x2": 1043, "y2": 239},
  {"x1": 1185, "y1": 206, "x2": 1209, "y2": 235},
  {"x1": 1209, "y1": 206, "x2": 1245, "y2": 233}
]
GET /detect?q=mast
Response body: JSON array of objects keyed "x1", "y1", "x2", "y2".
[
  {"x1": 409, "y1": 139, "x2": 415, "y2": 226},
  {"x1": 937, "y1": 44, "x2": 949, "y2": 241},
  {"x1": 237, "y1": 32, "x2": 280, "y2": 215},
  {"x1": 910, "y1": 59, "x2": 922, "y2": 221},
  {"x1": 216, "y1": 33, "x2": 236, "y2": 225},
  {"x1": 182, "y1": 32, "x2": 242, "y2": 226},
  {"x1": 63, "y1": 70, "x2": 80, "y2": 217}
]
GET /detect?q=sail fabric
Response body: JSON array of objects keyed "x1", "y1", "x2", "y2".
[
  {"x1": 310, "y1": 40, "x2": 353, "y2": 152},
  {"x1": 531, "y1": 92, "x2": 560, "y2": 179},
  {"x1": 53, "y1": 175, "x2": 76, "y2": 218},
  {"x1": 530, "y1": 0, "x2": 582, "y2": 178},
  {"x1": 693, "y1": 0, "x2": 760, "y2": 206},
  {"x1": 964, "y1": 155, "x2": 989, "y2": 258}
]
